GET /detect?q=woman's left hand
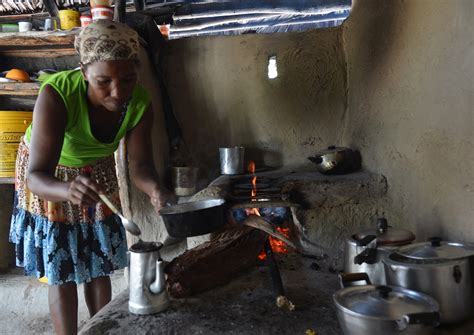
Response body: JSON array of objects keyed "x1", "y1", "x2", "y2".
[{"x1": 150, "y1": 187, "x2": 177, "y2": 213}]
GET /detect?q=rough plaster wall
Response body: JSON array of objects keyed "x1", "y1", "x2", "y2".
[
  {"x1": 126, "y1": 48, "x2": 174, "y2": 246},
  {"x1": 342, "y1": 0, "x2": 474, "y2": 241},
  {"x1": 162, "y1": 28, "x2": 347, "y2": 177}
]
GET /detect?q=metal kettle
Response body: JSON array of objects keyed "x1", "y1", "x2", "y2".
[{"x1": 128, "y1": 240, "x2": 170, "y2": 315}]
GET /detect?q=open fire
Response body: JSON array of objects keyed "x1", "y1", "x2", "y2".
[{"x1": 244, "y1": 161, "x2": 291, "y2": 260}]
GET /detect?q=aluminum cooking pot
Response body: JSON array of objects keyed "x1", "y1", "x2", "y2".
[
  {"x1": 344, "y1": 218, "x2": 415, "y2": 285},
  {"x1": 159, "y1": 199, "x2": 226, "y2": 238},
  {"x1": 334, "y1": 273, "x2": 440, "y2": 335},
  {"x1": 307, "y1": 145, "x2": 361, "y2": 175},
  {"x1": 383, "y1": 237, "x2": 474, "y2": 324}
]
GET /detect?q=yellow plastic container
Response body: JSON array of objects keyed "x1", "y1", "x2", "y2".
[
  {"x1": 58, "y1": 9, "x2": 81, "y2": 30},
  {"x1": 0, "y1": 111, "x2": 32, "y2": 178}
]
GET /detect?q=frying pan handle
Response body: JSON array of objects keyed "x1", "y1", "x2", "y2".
[{"x1": 338, "y1": 272, "x2": 372, "y2": 288}]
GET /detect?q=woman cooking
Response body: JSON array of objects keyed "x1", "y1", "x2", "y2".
[{"x1": 9, "y1": 20, "x2": 171, "y2": 334}]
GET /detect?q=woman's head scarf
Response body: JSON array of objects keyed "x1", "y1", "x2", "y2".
[{"x1": 75, "y1": 20, "x2": 139, "y2": 65}]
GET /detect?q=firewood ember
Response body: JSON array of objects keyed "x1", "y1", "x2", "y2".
[{"x1": 165, "y1": 226, "x2": 268, "y2": 298}]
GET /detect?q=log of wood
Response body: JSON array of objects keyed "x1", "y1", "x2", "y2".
[{"x1": 165, "y1": 225, "x2": 268, "y2": 298}]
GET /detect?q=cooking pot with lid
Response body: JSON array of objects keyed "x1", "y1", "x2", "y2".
[
  {"x1": 383, "y1": 237, "x2": 474, "y2": 324},
  {"x1": 307, "y1": 145, "x2": 361, "y2": 175},
  {"x1": 344, "y1": 218, "x2": 416, "y2": 285},
  {"x1": 333, "y1": 272, "x2": 440, "y2": 335}
]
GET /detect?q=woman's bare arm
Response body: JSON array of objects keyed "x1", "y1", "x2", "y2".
[
  {"x1": 27, "y1": 85, "x2": 102, "y2": 206},
  {"x1": 126, "y1": 105, "x2": 172, "y2": 211}
]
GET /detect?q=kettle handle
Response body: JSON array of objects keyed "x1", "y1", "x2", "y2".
[{"x1": 338, "y1": 272, "x2": 371, "y2": 288}]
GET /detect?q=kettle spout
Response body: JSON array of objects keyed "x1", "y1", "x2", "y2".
[{"x1": 150, "y1": 260, "x2": 166, "y2": 294}]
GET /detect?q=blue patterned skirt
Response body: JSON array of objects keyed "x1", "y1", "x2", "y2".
[{"x1": 9, "y1": 139, "x2": 128, "y2": 285}]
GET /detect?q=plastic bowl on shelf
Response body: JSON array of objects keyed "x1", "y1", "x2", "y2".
[{"x1": 0, "y1": 24, "x2": 19, "y2": 33}]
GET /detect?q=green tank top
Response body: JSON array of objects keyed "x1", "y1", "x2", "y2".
[{"x1": 25, "y1": 69, "x2": 150, "y2": 167}]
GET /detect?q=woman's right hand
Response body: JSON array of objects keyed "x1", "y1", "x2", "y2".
[{"x1": 67, "y1": 175, "x2": 104, "y2": 206}]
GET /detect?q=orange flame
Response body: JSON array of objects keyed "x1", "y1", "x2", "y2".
[
  {"x1": 270, "y1": 227, "x2": 290, "y2": 254},
  {"x1": 245, "y1": 161, "x2": 291, "y2": 260},
  {"x1": 248, "y1": 161, "x2": 257, "y2": 199},
  {"x1": 258, "y1": 227, "x2": 291, "y2": 260},
  {"x1": 248, "y1": 161, "x2": 256, "y2": 174}
]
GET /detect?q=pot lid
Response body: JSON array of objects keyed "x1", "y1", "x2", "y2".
[
  {"x1": 334, "y1": 285, "x2": 438, "y2": 320},
  {"x1": 353, "y1": 218, "x2": 415, "y2": 246},
  {"x1": 395, "y1": 237, "x2": 474, "y2": 260}
]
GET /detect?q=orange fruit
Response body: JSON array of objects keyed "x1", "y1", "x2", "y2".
[{"x1": 5, "y1": 68, "x2": 30, "y2": 82}]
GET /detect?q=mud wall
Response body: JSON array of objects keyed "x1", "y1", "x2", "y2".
[
  {"x1": 342, "y1": 0, "x2": 474, "y2": 241},
  {"x1": 162, "y1": 28, "x2": 347, "y2": 178}
]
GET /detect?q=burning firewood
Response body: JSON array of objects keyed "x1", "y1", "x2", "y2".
[{"x1": 242, "y1": 215, "x2": 297, "y2": 250}]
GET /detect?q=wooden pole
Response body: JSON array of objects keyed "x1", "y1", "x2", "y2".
[
  {"x1": 42, "y1": 0, "x2": 59, "y2": 17},
  {"x1": 114, "y1": 0, "x2": 127, "y2": 23}
]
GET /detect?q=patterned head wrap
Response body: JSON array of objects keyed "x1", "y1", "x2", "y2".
[{"x1": 75, "y1": 20, "x2": 139, "y2": 65}]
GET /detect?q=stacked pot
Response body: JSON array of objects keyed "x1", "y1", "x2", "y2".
[
  {"x1": 334, "y1": 273, "x2": 440, "y2": 335},
  {"x1": 383, "y1": 237, "x2": 474, "y2": 324},
  {"x1": 336, "y1": 219, "x2": 474, "y2": 334},
  {"x1": 344, "y1": 218, "x2": 416, "y2": 285}
]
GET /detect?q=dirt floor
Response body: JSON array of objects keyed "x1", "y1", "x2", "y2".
[
  {"x1": 78, "y1": 253, "x2": 474, "y2": 335},
  {"x1": 0, "y1": 268, "x2": 127, "y2": 335},
  {"x1": 79, "y1": 253, "x2": 342, "y2": 335}
]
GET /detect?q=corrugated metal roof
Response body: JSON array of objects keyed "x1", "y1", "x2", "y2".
[{"x1": 153, "y1": 0, "x2": 352, "y2": 39}]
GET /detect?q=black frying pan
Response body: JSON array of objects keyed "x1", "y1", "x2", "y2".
[{"x1": 159, "y1": 198, "x2": 226, "y2": 238}]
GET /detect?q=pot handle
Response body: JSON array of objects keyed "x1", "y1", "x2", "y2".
[
  {"x1": 308, "y1": 156, "x2": 323, "y2": 164},
  {"x1": 354, "y1": 247, "x2": 377, "y2": 265},
  {"x1": 355, "y1": 234, "x2": 376, "y2": 247},
  {"x1": 428, "y1": 237, "x2": 442, "y2": 247},
  {"x1": 338, "y1": 272, "x2": 372, "y2": 288},
  {"x1": 396, "y1": 312, "x2": 441, "y2": 331}
]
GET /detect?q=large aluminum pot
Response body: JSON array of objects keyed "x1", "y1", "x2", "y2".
[
  {"x1": 334, "y1": 273, "x2": 440, "y2": 335},
  {"x1": 344, "y1": 218, "x2": 415, "y2": 285},
  {"x1": 383, "y1": 237, "x2": 474, "y2": 324}
]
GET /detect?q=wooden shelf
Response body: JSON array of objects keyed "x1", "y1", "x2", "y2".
[
  {"x1": 0, "y1": 82, "x2": 40, "y2": 96},
  {"x1": 0, "y1": 30, "x2": 77, "y2": 58}
]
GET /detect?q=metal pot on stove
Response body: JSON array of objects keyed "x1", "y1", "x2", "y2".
[
  {"x1": 307, "y1": 145, "x2": 361, "y2": 175},
  {"x1": 344, "y1": 218, "x2": 416, "y2": 285},
  {"x1": 333, "y1": 273, "x2": 440, "y2": 335},
  {"x1": 383, "y1": 237, "x2": 474, "y2": 324}
]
